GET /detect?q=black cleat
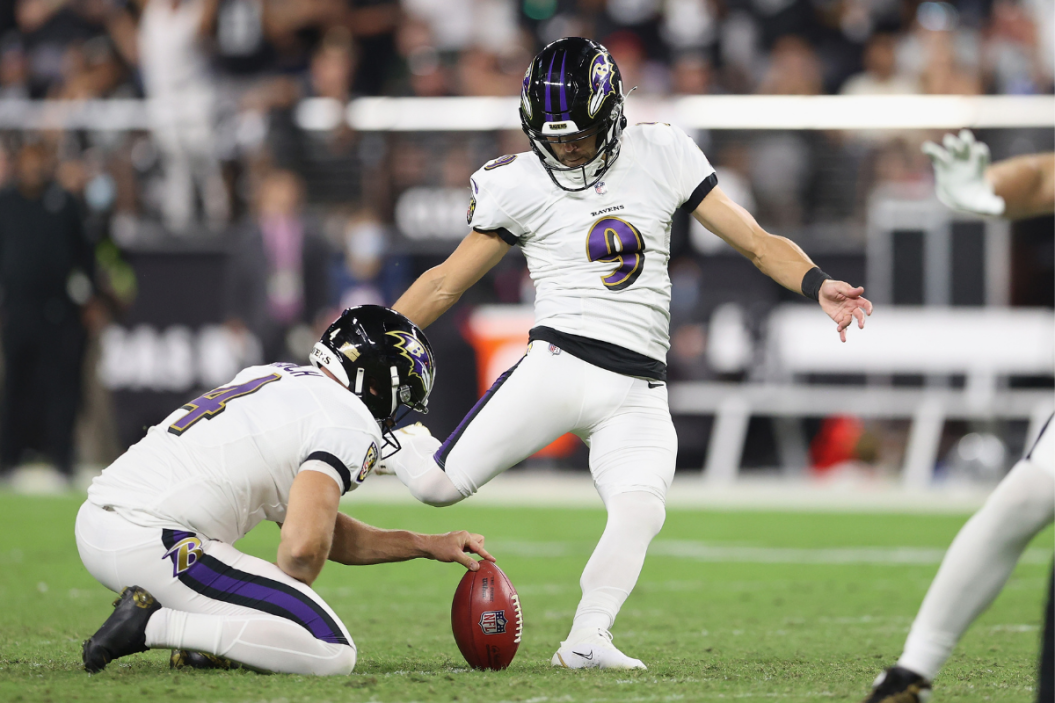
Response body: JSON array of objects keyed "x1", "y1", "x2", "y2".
[
  {"x1": 82, "y1": 586, "x2": 162, "y2": 673},
  {"x1": 862, "y1": 666, "x2": 932, "y2": 703},
  {"x1": 170, "y1": 649, "x2": 241, "y2": 670}
]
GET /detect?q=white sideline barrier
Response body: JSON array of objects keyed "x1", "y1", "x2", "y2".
[
  {"x1": 765, "y1": 306, "x2": 1054, "y2": 379},
  {"x1": 342, "y1": 95, "x2": 1055, "y2": 131},
  {"x1": 670, "y1": 306, "x2": 1055, "y2": 487},
  {"x1": 0, "y1": 95, "x2": 1052, "y2": 131},
  {"x1": 668, "y1": 382, "x2": 1053, "y2": 486}
]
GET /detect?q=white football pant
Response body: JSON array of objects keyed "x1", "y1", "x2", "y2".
[
  {"x1": 75, "y1": 501, "x2": 355, "y2": 675},
  {"x1": 899, "y1": 416, "x2": 1054, "y2": 680},
  {"x1": 390, "y1": 341, "x2": 676, "y2": 637}
]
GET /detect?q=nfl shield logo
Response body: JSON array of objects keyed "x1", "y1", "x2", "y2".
[
  {"x1": 595, "y1": 181, "x2": 607, "y2": 195},
  {"x1": 478, "y1": 610, "x2": 508, "y2": 635}
]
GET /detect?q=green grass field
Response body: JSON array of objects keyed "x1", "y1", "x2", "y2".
[{"x1": 0, "y1": 493, "x2": 1050, "y2": 703}]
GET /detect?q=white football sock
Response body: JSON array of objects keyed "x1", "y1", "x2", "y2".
[
  {"x1": 144, "y1": 607, "x2": 356, "y2": 675},
  {"x1": 898, "y1": 459, "x2": 1055, "y2": 680},
  {"x1": 389, "y1": 434, "x2": 465, "y2": 506},
  {"x1": 567, "y1": 491, "x2": 666, "y2": 640}
]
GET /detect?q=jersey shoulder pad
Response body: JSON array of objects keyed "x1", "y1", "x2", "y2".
[
  {"x1": 469, "y1": 151, "x2": 540, "y2": 235},
  {"x1": 482, "y1": 153, "x2": 519, "y2": 171},
  {"x1": 473, "y1": 151, "x2": 535, "y2": 189},
  {"x1": 625, "y1": 122, "x2": 685, "y2": 150}
]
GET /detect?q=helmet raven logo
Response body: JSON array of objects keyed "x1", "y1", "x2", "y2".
[
  {"x1": 587, "y1": 52, "x2": 615, "y2": 118},
  {"x1": 386, "y1": 330, "x2": 434, "y2": 388},
  {"x1": 521, "y1": 66, "x2": 533, "y2": 120}
]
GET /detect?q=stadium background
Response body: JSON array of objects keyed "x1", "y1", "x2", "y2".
[
  {"x1": 0, "y1": 0, "x2": 1052, "y2": 492},
  {"x1": 0, "y1": 2, "x2": 1052, "y2": 701}
]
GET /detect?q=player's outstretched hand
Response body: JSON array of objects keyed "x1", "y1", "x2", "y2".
[
  {"x1": 922, "y1": 129, "x2": 1005, "y2": 216},
  {"x1": 819, "y1": 280, "x2": 872, "y2": 343},
  {"x1": 427, "y1": 531, "x2": 496, "y2": 571}
]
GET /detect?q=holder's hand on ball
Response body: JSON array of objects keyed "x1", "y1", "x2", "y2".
[{"x1": 427, "y1": 531, "x2": 495, "y2": 570}]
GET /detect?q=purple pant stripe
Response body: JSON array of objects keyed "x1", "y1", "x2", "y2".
[
  {"x1": 183, "y1": 559, "x2": 341, "y2": 643},
  {"x1": 434, "y1": 356, "x2": 525, "y2": 468}
]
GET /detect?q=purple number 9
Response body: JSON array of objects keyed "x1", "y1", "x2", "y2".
[
  {"x1": 585, "y1": 217, "x2": 645, "y2": 291},
  {"x1": 168, "y1": 373, "x2": 282, "y2": 436}
]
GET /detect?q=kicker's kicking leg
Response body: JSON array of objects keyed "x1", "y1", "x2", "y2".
[{"x1": 386, "y1": 345, "x2": 583, "y2": 506}]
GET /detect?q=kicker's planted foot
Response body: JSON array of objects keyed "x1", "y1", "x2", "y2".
[
  {"x1": 550, "y1": 628, "x2": 646, "y2": 670},
  {"x1": 862, "y1": 666, "x2": 932, "y2": 703}
]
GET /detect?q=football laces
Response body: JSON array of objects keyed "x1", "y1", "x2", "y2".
[{"x1": 511, "y1": 593, "x2": 523, "y2": 644}]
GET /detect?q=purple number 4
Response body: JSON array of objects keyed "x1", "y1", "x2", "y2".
[{"x1": 168, "y1": 373, "x2": 282, "y2": 436}]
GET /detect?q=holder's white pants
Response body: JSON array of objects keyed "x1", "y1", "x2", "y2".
[{"x1": 75, "y1": 501, "x2": 355, "y2": 675}]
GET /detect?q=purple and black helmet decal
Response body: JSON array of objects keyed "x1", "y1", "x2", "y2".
[
  {"x1": 587, "y1": 52, "x2": 616, "y2": 118},
  {"x1": 521, "y1": 66, "x2": 532, "y2": 120},
  {"x1": 386, "y1": 329, "x2": 435, "y2": 389}
]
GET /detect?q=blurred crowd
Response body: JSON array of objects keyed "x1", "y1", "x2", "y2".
[
  {"x1": 1, "y1": 0, "x2": 1051, "y2": 101},
  {"x1": 0, "y1": 0, "x2": 1051, "y2": 236},
  {"x1": 0, "y1": 0, "x2": 1051, "y2": 480}
]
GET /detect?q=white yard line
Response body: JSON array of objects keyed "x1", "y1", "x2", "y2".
[
  {"x1": 348, "y1": 473, "x2": 998, "y2": 513},
  {"x1": 487, "y1": 540, "x2": 1052, "y2": 566}
]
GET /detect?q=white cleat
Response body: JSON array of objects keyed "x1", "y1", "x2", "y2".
[
  {"x1": 550, "y1": 628, "x2": 647, "y2": 670},
  {"x1": 376, "y1": 422, "x2": 436, "y2": 475}
]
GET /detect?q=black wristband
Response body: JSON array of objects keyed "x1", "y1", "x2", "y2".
[{"x1": 801, "y1": 267, "x2": 831, "y2": 301}]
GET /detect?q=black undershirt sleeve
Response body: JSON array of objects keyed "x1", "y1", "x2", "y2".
[
  {"x1": 474, "y1": 227, "x2": 520, "y2": 246},
  {"x1": 680, "y1": 172, "x2": 719, "y2": 213}
]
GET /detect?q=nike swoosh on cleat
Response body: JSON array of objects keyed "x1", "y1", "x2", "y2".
[{"x1": 571, "y1": 649, "x2": 594, "y2": 660}]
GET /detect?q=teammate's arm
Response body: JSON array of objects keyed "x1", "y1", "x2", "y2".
[
  {"x1": 987, "y1": 152, "x2": 1055, "y2": 220},
  {"x1": 693, "y1": 185, "x2": 872, "y2": 342},
  {"x1": 923, "y1": 130, "x2": 1055, "y2": 219},
  {"x1": 328, "y1": 512, "x2": 495, "y2": 570},
  {"x1": 277, "y1": 470, "x2": 341, "y2": 586},
  {"x1": 393, "y1": 230, "x2": 510, "y2": 329}
]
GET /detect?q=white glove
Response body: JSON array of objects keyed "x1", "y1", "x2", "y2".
[{"x1": 922, "y1": 129, "x2": 1006, "y2": 217}]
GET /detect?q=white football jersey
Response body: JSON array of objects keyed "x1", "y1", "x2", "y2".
[
  {"x1": 468, "y1": 123, "x2": 715, "y2": 370},
  {"x1": 88, "y1": 363, "x2": 381, "y2": 544}
]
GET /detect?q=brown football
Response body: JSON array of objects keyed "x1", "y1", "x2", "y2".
[{"x1": 451, "y1": 561, "x2": 522, "y2": 670}]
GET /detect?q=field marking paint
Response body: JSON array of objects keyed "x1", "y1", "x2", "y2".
[{"x1": 490, "y1": 540, "x2": 1052, "y2": 566}]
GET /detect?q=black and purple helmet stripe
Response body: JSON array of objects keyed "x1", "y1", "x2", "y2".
[{"x1": 542, "y1": 50, "x2": 571, "y2": 122}]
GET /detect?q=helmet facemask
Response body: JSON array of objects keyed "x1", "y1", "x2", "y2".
[{"x1": 522, "y1": 106, "x2": 626, "y2": 192}]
